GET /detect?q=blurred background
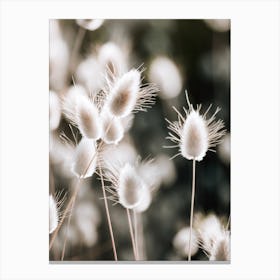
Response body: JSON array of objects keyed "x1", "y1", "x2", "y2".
[{"x1": 49, "y1": 19, "x2": 230, "y2": 261}]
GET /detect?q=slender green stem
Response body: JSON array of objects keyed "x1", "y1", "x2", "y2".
[
  {"x1": 188, "y1": 159, "x2": 196, "y2": 261},
  {"x1": 126, "y1": 208, "x2": 137, "y2": 260},
  {"x1": 99, "y1": 163, "x2": 118, "y2": 261}
]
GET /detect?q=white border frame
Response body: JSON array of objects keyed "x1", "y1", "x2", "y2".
[{"x1": 1, "y1": 0, "x2": 279, "y2": 279}]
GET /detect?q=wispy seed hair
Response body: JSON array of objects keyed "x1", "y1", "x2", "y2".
[
  {"x1": 166, "y1": 90, "x2": 226, "y2": 161},
  {"x1": 107, "y1": 69, "x2": 140, "y2": 118},
  {"x1": 49, "y1": 191, "x2": 67, "y2": 234},
  {"x1": 101, "y1": 161, "x2": 147, "y2": 210},
  {"x1": 105, "y1": 68, "x2": 158, "y2": 118}
]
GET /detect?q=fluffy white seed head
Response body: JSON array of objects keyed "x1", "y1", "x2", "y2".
[
  {"x1": 101, "y1": 109, "x2": 124, "y2": 144},
  {"x1": 71, "y1": 138, "x2": 97, "y2": 178},
  {"x1": 149, "y1": 56, "x2": 182, "y2": 99},
  {"x1": 166, "y1": 91, "x2": 226, "y2": 162},
  {"x1": 209, "y1": 230, "x2": 230, "y2": 261},
  {"x1": 138, "y1": 160, "x2": 162, "y2": 191},
  {"x1": 196, "y1": 213, "x2": 224, "y2": 248},
  {"x1": 49, "y1": 195, "x2": 58, "y2": 234},
  {"x1": 76, "y1": 95, "x2": 102, "y2": 140},
  {"x1": 49, "y1": 90, "x2": 61, "y2": 131},
  {"x1": 196, "y1": 213, "x2": 230, "y2": 261},
  {"x1": 134, "y1": 185, "x2": 152, "y2": 213},
  {"x1": 101, "y1": 137, "x2": 137, "y2": 170},
  {"x1": 117, "y1": 163, "x2": 146, "y2": 209},
  {"x1": 76, "y1": 19, "x2": 104, "y2": 31},
  {"x1": 50, "y1": 132, "x2": 75, "y2": 178},
  {"x1": 62, "y1": 85, "x2": 88, "y2": 125},
  {"x1": 181, "y1": 110, "x2": 208, "y2": 161},
  {"x1": 102, "y1": 157, "x2": 155, "y2": 211},
  {"x1": 173, "y1": 227, "x2": 199, "y2": 257},
  {"x1": 218, "y1": 132, "x2": 230, "y2": 164},
  {"x1": 98, "y1": 42, "x2": 127, "y2": 77},
  {"x1": 107, "y1": 69, "x2": 140, "y2": 118},
  {"x1": 76, "y1": 56, "x2": 103, "y2": 94}
]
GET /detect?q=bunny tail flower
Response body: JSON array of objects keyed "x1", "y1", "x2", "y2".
[
  {"x1": 165, "y1": 90, "x2": 226, "y2": 161},
  {"x1": 105, "y1": 68, "x2": 158, "y2": 118}
]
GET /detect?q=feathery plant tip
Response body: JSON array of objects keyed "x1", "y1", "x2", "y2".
[{"x1": 165, "y1": 90, "x2": 226, "y2": 161}]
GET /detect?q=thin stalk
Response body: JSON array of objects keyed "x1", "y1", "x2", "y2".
[
  {"x1": 98, "y1": 162, "x2": 118, "y2": 261},
  {"x1": 61, "y1": 216, "x2": 71, "y2": 260},
  {"x1": 60, "y1": 118, "x2": 114, "y2": 259},
  {"x1": 60, "y1": 179, "x2": 81, "y2": 260},
  {"x1": 133, "y1": 210, "x2": 139, "y2": 260},
  {"x1": 126, "y1": 208, "x2": 137, "y2": 260},
  {"x1": 136, "y1": 211, "x2": 146, "y2": 260},
  {"x1": 49, "y1": 121, "x2": 115, "y2": 251},
  {"x1": 49, "y1": 142, "x2": 99, "y2": 250},
  {"x1": 226, "y1": 214, "x2": 231, "y2": 230},
  {"x1": 188, "y1": 159, "x2": 196, "y2": 261},
  {"x1": 49, "y1": 177, "x2": 81, "y2": 250}
]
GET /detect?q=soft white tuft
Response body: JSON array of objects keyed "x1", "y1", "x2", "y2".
[
  {"x1": 107, "y1": 69, "x2": 140, "y2": 118},
  {"x1": 75, "y1": 56, "x2": 103, "y2": 94},
  {"x1": 117, "y1": 163, "x2": 146, "y2": 209},
  {"x1": 173, "y1": 227, "x2": 199, "y2": 257},
  {"x1": 181, "y1": 110, "x2": 208, "y2": 161},
  {"x1": 101, "y1": 109, "x2": 124, "y2": 144},
  {"x1": 196, "y1": 213, "x2": 224, "y2": 248},
  {"x1": 101, "y1": 137, "x2": 137, "y2": 170},
  {"x1": 76, "y1": 95, "x2": 102, "y2": 140},
  {"x1": 49, "y1": 195, "x2": 58, "y2": 234},
  {"x1": 149, "y1": 56, "x2": 182, "y2": 99},
  {"x1": 209, "y1": 230, "x2": 230, "y2": 261},
  {"x1": 71, "y1": 138, "x2": 97, "y2": 178},
  {"x1": 134, "y1": 185, "x2": 152, "y2": 213},
  {"x1": 218, "y1": 132, "x2": 230, "y2": 164},
  {"x1": 49, "y1": 90, "x2": 61, "y2": 131},
  {"x1": 98, "y1": 42, "x2": 127, "y2": 77},
  {"x1": 138, "y1": 160, "x2": 162, "y2": 192},
  {"x1": 166, "y1": 91, "x2": 226, "y2": 161},
  {"x1": 49, "y1": 132, "x2": 75, "y2": 178},
  {"x1": 76, "y1": 19, "x2": 104, "y2": 31},
  {"x1": 196, "y1": 213, "x2": 230, "y2": 261},
  {"x1": 62, "y1": 85, "x2": 88, "y2": 125}
]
